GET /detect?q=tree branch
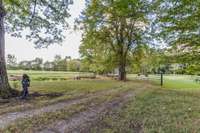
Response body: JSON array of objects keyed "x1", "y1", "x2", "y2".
[{"x1": 29, "y1": 0, "x2": 37, "y2": 24}]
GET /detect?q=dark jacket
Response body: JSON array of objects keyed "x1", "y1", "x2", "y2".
[{"x1": 22, "y1": 78, "x2": 30, "y2": 88}]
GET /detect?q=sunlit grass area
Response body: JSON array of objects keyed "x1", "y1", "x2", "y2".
[
  {"x1": 128, "y1": 74, "x2": 200, "y2": 90},
  {"x1": 163, "y1": 75, "x2": 200, "y2": 89},
  {"x1": 7, "y1": 70, "x2": 92, "y2": 81}
]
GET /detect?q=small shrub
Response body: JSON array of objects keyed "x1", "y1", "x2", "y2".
[
  {"x1": 60, "y1": 78, "x2": 67, "y2": 81},
  {"x1": 52, "y1": 78, "x2": 59, "y2": 81},
  {"x1": 35, "y1": 77, "x2": 50, "y2": 81}
]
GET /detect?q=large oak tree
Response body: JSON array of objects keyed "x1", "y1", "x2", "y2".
[
  {"x1": 0, "y1": 0, "x2": 72, "y2": 97},
  {"x1": 79, "y1": 0, "x2": 151, "y2": 81}
]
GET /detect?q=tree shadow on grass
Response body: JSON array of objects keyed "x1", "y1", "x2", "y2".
[
  {"x1": 0, "y1": 91, "x2": 64, "y2": 105},
  {"x1": 29, "y1": 92, "x2": 64, "y2": 99}
]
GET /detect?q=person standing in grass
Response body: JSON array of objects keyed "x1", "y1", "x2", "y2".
[{"x1": 21, "y1": 74, "x2": 30, "y2": 99}]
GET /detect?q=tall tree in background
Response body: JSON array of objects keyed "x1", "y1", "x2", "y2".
[
  {"x1": 156, "y1": 0, "x2": 200, "y2": 64},
  {"x1": 80, "y1": 33, "x2": 117, "y2": 74},
  {"x1": 43, "y1": 61, "x2": 54, "y2": 71},
  {"x1": 79, "y1": 0, "x2": 150, "y2": 81},
  {"x1": 68, "y1": 59, "x2": 81, "y2": 72},
  {"x1": 31, "y1": 57, "x2": 43, "y2": 70},
  {"x1": 0, "y1": 0, "x2": 72, "y2": 97},
  {"x1": 53, "y1": 55, "x2": 68, "y2": 71},
  {"x1": 131, "y1": 45, "x2": 166, "y2": 74}
]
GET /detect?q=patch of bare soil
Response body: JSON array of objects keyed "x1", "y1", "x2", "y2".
[
  {"x1": 0, "y1": 88, "x2": 119, "y2": 129},
  {"x1": 38, "y1": 91, "x2": 137, "y2": 133}
]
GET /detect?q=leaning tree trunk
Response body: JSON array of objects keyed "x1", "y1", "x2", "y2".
[{"x1": 0, "y1": 0, "x2": 11, "y2": 98}]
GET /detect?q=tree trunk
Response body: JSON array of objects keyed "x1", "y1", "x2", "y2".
[
  {"x1": 0, "y1": 0, "x2": 11, "y2": 98},
  {"x1": 118, "y1": 59, "x2": 126, "y2": 81}
]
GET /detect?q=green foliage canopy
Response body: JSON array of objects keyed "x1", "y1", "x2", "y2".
[
  {"x1": 155, "y1": 0, "x2": 200, "y2": 74},
  {"x1": 79, "y1": 0, "x2": 152, "y2": 76},
  {"x1": 3, "y1": 0, "x2": 73, "y2": 47}
]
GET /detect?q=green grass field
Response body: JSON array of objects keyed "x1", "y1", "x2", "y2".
[
  {"x1": 8, "y1": 70, "x2": 200, "y2": 90},
  {"x1": 163, "y1": 75, "x2": 200, "y2": 89},
  {"x1": 8, "y1": 70, "x2": 92, "y2": 81},
  {"x1": 128, "y1": 74, "x2": 200, "y2": 90},
  {"x1": 1, "y1": 70, "x2": 200, "y2": 132},
  {"x1": 90, "y1": 88, "x2": 200, "y2": 133}
]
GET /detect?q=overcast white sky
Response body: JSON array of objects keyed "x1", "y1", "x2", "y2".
[{"x1": 5, "y1": 0, "x2": 86, "y2": 62}]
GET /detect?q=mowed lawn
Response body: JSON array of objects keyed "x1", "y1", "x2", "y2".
[
  {"x1": 8, "y1": 70, "x2": 92, "y2": 81},
  {"x1": 91, "y1": 88, "x2": 200, "y2": 133},
  {"x1": 128, "y1": 74, "x2": 200, "y2": 89},
  {"x1": 1, "y1": 70, "x2": 200, "y2": 132},
  {"x1": 163, "y1": 75, "x2": 200, "y2": 89}
]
